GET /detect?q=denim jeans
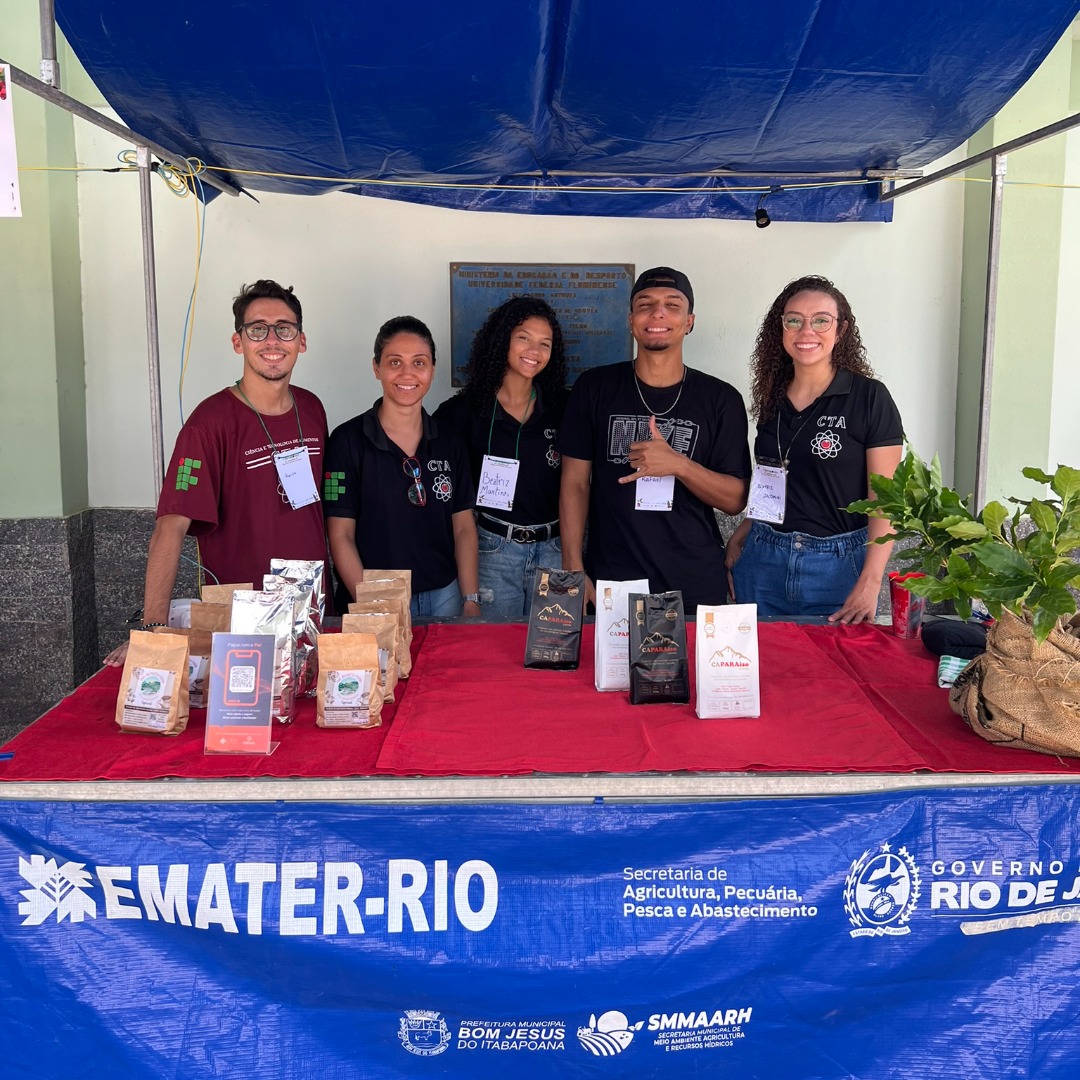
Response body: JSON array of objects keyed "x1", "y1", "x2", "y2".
[
  {"x1": 410, "y1": 579, "x2": 463, "y2": 618},
  {"x1": 730, "y1": 521, "x2": 867, "y2": 617},
  {"x1": 477, "y1": 528, "x2": 563, "y2": 618}
]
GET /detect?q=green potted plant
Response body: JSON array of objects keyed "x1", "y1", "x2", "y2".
[
  {"x1": 848, "y1": 448, "x2": 1080, "y2": 641},
  {"x1": 847, "y1": 448, "x2": 1080, "y2": 756}
]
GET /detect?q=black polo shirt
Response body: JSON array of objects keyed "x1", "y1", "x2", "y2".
[
  {"x1": 754, "y1": 370, "x2": 904, "y2": 536},
  {"x1": 433, "y1": 386, "x2": 567, "y2": 527},
  {"x1": 323, "y1": 402, "x2": 475, "y2": 602}
]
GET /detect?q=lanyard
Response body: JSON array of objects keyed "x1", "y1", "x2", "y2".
[
  {"x1": 235, "y1": 380, "x2": 305, "y2": 451},
  {"x1": 487, "y1": 390, "x2": 536, "y2": 460},
  {"x1": 775, "y1": 396, "x2": 822, "y2": 468}
]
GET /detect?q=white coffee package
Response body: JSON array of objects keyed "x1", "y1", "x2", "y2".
[
  {"x1": 594, "y1": 578, "x2": 650, "y2": 691},
  {"x1": 695, "y1": 603, "x2": 760, "y2": 718}
]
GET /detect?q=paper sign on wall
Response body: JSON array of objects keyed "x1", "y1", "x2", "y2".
[{"x1": 0, "y1": 66, "x2": 22, "y2": 218}]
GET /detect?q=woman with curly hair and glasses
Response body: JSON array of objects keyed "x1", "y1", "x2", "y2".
[
  {"x1": 435, "y1": 296, "x2": 570, "y2": 616},
  {"x1": 726, "y1": 276, "x2": 904, "y2": 623}
]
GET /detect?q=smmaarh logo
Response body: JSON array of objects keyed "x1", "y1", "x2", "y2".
[
  {"x1": 18, "y1": 856, "x2": 97, "y2": 925},
  {"x1": 398, "y1": 1010, "x2": 451, "y2": 1056},
  {"x1": 845, "y1": 842, "x2": 921, "y2": 937},
  {"x1": 577, "y1": 1011, "x2": 644, "y2": 1056}
]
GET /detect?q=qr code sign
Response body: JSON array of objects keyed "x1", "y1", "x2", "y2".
[{"x1": 229, "y1": 665, "x2": 256, "y2": 694}]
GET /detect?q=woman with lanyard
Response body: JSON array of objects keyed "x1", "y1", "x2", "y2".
[
  {"x1": 727, "y1": 275, "x2": 904, "y2": 623},
  {"x1": 324, "y1": 316, "x2": 480, "y2": 618},
  {"x1": 435, "y1": 296, "x2": 569, "y2": 617}
]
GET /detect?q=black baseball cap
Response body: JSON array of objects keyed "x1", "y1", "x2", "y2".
[{"x1": 630, "y1": 267, "x2": 694, "y2": 312}]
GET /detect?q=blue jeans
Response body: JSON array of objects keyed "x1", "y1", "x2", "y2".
[
  {"x1": 477, "y1": 528, "x2": 563, "y2": 618},
  {"x1": 410, "y1": 579, "x2": 463, "y2": 618},
  {"x1": 730, "y1": 521, "x2": 867, "y2": 617}
]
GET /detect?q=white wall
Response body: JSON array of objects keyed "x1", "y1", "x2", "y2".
[{"x1": 75, "y1": 119, "x2": 965, "y2": 508}]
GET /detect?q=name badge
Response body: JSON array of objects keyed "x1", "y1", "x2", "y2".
[
  {"x1": 476, "y1": 454, "x2": 519, "y2": 510},
  {"x1": 635, "y1": 473, "x2": 675, "y2": 512},
  {"x1": 274, "y1": 446, "x2": 319, "y2": 509},
  {"x1": 746, "y1": 463, "x2": 786, "y2": 524}
]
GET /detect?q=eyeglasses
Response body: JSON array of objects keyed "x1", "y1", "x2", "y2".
[
  {"x1": 240, "y1": 321, "x2": 300, "y2": 342},
  {"x1": 782, "y1": 313, "x2": 835, "y2": 333},
  {"x1": 403, "y1": 457, "x2": 427, "y2": 507}
]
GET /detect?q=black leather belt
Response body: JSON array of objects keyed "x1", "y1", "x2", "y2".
[{"x1": 477, "y1": 512, "x2": 560, "y2": 544}]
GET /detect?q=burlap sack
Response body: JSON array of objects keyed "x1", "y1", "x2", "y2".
[{"x1": 949, "y1": 609, "x2": 1080, "y2": 757}]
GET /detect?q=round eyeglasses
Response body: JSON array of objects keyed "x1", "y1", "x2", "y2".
[
  {"x1": 782, "y1": 313, "x2": 835, "y2": 333},
  {"x1": 240, "y1": 321, "x2": 300, "y2": 342},
  {"x1": 402, "y1": 456, "x2": 427, "y2": 507}
]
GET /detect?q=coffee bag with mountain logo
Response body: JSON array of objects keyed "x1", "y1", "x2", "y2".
[
  {"x1": 628, "y1": 591, "x2": 689, "y2": 704},
  {"x1": 695, "y1": 604, "x2": 760, "y2": 717},
  {"x1": 524, "y1": 568, "x2": 585, "y2": 669},
  {"x1": 594, "y1": 578, "x2": 650, "y2": 691}
]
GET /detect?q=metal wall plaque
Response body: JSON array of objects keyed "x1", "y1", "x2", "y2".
[{"x1": 449, "y1": 263, "x2": 634, "y2": 386}]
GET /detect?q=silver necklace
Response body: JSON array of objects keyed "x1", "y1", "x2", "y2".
[{"x1": 633, "y1": 362, "x2": 687, "y2": 417}]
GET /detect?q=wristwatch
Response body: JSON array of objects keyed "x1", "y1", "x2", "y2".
[{"x1": 462, "y1": 593, "x2": 482, "y2": 605}]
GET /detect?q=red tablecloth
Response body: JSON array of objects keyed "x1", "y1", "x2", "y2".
[
  {"x1": 2, "y1": 623, "x2": 1076, "y2": 781},
  {"x1": 0, "y1": 629, "x2": 426, "y2": 782}
]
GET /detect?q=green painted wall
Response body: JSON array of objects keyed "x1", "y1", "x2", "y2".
[
  {"x1": 955, "y1": 35, "x2": 1071, "y2": 504},
  {"x1": 0, "y1": 8, "x2": 87, "y2": 517}
]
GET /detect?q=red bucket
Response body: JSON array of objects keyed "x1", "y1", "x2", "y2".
[{"x1": 889, "y1": 572, "x2": 927, "y2": 638}]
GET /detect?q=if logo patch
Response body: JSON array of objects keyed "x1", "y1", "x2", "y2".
[
  {"x1": 323, "y1": 471, "x2": 346, "y2": 500},
  {"x1": 174, "y1": 457, "x2": 201, "y2": 491}
]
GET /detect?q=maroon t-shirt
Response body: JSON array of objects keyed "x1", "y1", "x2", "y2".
[{"x1": 156, "y1": 386, "x2": 329, "y2": 587}]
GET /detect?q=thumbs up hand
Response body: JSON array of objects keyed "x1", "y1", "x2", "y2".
[{"x1": 618, "y1": 415, "x2": 682, "y2": 483}]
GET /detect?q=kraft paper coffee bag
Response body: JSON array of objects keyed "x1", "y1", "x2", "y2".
[
  {"x1": 350, "y1": 585, "x2": 412, "y2": 677},
  {"x1": 189, "y1": 602, "x2": 232, "y2": 633},
  {"x1": 628, "y1": 591, "x2": 689, "y2": 704},
  {"x1": 153, "y1": 626, "x2": 212, "y2": 710},
  {"x1": 695, "y1": 604, "x2": 760, "y2": 718},
  {"x1": 316, "y1": 632, "x2": 383, "y2": 728},
  {"x1": 594, "y1": 578, "x2": 650, "y2": 691},
  {"x1": 361, "y1": 568, "x2": 412, "y2": 604},
  {"x1": 200, "y1": 582, "x2": 254, "y2": 604},
  {"x1": 115, "y1": 629, "x2": 190, "y2": 734},
  {"x1": 524, "y1": 568, "x2": 585, "y2": 669},
  {"x1": 342, "y1": 612, "x2": 399, "y2": 703}
]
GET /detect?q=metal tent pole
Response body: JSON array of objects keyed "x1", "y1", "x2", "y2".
[
  {"x1": 0, "y1": 59, "x2": 241, "y2": 199},
  {"x1": 137, "y1": 147, "x2": 166, "y2": 496},
  {"x1": 973, "y1": 153, "x2": 1007, "y2": 511},
  {"x1": 38, "y1": 0, "x2": 59, "y2": 87}
]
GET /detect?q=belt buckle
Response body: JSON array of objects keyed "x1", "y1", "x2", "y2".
[{"x1": 515, "y1": 527, "x2": 536, "y2": 544}]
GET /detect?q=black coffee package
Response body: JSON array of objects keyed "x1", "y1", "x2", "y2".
[
  {"x1": 628, "y1": 591, "x2": 690, "y2": 704},
  {"x1": 524, "y1": 568, "x2": 585, "y2": 670}
]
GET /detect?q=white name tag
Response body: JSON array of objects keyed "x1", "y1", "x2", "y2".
[
  {"x1": 634, "y1": 473, "x2": 675, "y2": 511},
  {"x1": 746, "y1": 464, "x2": 786, "y2": 524},
  {"x1": 274, "y1": 446, "x2": 319, "y2": 509},
  {"x1": 476, "y1": 454, "x2": 519, "y2": 510}
]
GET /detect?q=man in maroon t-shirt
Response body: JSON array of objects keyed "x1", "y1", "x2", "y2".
[{"x1": 106, "y1": 280, "x2": 328, "y2": 665}]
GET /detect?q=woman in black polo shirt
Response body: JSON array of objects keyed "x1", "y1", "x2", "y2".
[
  {"x1": 324, "y1": 316, "x2": 481, "y2": 618},
  {"x1": 727, "y1": 276, "x2": 904, "y2": 622},
  {"x1": 435, "y1": 297, "x2": 569, "y2": 617}
]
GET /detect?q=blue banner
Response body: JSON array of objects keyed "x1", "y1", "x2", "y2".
[{"x1": 3, "y1": 788, "x2": 1080, "y2": 1078}]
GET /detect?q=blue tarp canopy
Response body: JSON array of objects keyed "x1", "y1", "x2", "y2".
[{"x1": 56, "y1": 1, "x2": 1080, "y2": 222}]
